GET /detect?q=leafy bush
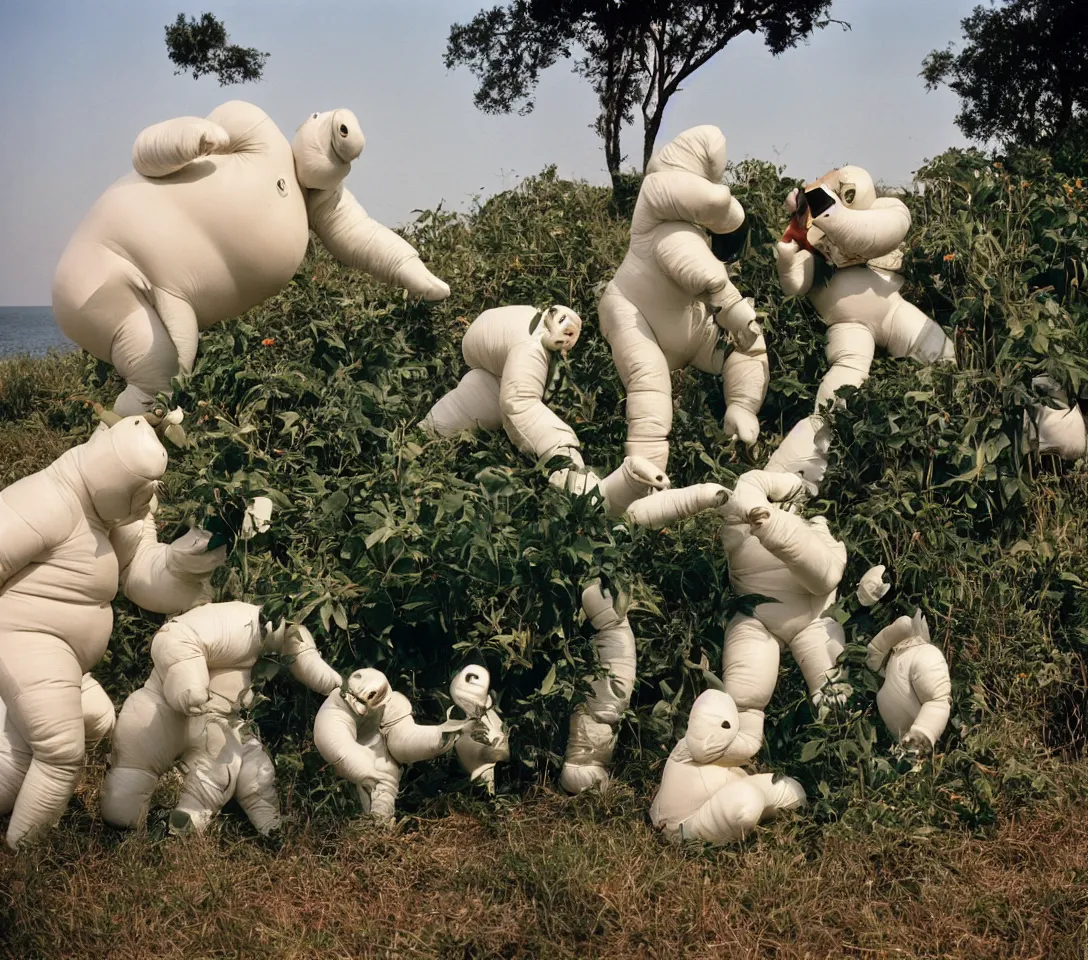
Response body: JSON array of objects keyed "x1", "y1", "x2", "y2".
[{"x1": 52, "y1": 153, "x2": 1088, "y2": 831}]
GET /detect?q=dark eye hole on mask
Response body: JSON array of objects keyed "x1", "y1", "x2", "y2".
[
  {"x1": 843, "y1": 187, "x2": 856, "y2": 204},
  {"x1": 466, "y1": 673, "x2": 478, "y2": 683},
  {"x1": 339, "y1": 124, "x2": 348, "y2": 137},
  {"x1": 721, "y1": 719, "x2": 732, "y2": 729}
]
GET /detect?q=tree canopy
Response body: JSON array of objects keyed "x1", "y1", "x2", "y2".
[
  {"x1": 921, "y1": 0, "x2": 1087, "y2": 152},
  {"x1": 164, "y1": 12, "x2": 269, "y2": 86},
  {"x1": 445, "y1": 1, "x2": 847, "y2": 188}
]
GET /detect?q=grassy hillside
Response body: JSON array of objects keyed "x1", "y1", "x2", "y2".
[{"x1": 1, "y1": 146, "x2": 1087, "y2": 958}]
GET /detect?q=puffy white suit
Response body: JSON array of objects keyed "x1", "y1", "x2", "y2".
[
  {"x1": 52, "y1": 100, "x2": 450, "y2": 416},
  {"x1": 313, "y1": 664, "x2": 507, "y2": 821},
  {"x1": 718, "y1": 470, "x2": 850, "y2": 756},
  {"x1": 598, "y1": 125, "x2": 769, "y2": 470},
  {"x1": 769, "y1": 166, "x2": 956, "y2": 486},
  {"x1": 99, "y1": 602, "x2": 341, "y2": 835},
  {"x1": 0, "y1": 416, "x2": 224, "y2": 848},
  {"x1": 422, "y1": 305, "x2": 585, "y2": 467},
  {"x1": 866, "y1": 609, "x2": 952, "y2": 756},
  {"x1": 650, "y1": 689, "x2": 806, "y2": 843}
]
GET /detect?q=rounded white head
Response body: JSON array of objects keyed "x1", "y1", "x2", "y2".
[
  {"x1": 78, "y1": 416, "x2": 168, "y2": 526},
  {"x1": 292, "y1": 108, "x2": 366, "y2": 191},
  {"x1": 683, "y1": 689, "x2": 741, "y2": 763},
  {"x1": 343, "y1": 667, "x2": 392, "y2": 717},
  {"x1": 805, "y1": 165, "x2": 877, "y2": 211},
  {"x1": 450, "y1": 664, "x2": 492, "y2": 718},
  {"x1": 538, "y1": 305, "x2": 583, "y2": 355}
]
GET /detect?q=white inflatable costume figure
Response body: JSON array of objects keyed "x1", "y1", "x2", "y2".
[
  {"x1": 769, "y1": 165, "x2": 956, "y2": 487},
  {"x1": 421, "y1": 305, "x2": 585, "y2": 468},
  {"x1": 866, "y1": 609, "x2": 952, "y2": 757},
  {"x1": 0, "y1": 415, "x2": 224, "y2": 848},
  {"x1": 1023, "y1": 376, "x2": 1087, "y2": 460},
  {"x1": 99, "y1": 601, "x2": 341, "y2": 836},
  {"x1": 559, "y1": 581, "x2": 637, "y2": 794},
  {"x1": 313, "y1": 664, "x2": 507, "y2": 821},
  {"x1": 649, "y1": 689, "x2": 806, "y2": 843},
  {"x1": 717, "y1": 469, "x2": 851, "y2": 757},
  {"x1": 548, "y1": 462, "x2": 729, "y2": 794},
  {"x1": 598, "y1": 124, "x2": 769, "y2": 470},
  {"x1": 52, "y1": 100, "x2": 450, "y2": 416}
]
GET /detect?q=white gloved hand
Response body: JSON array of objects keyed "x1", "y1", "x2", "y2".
[{"x1": 856, "y1": 565, "x2": 890, "y2": 606}]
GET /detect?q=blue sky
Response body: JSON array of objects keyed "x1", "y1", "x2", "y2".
[{"x1": 0, "y1": 0, "x2": 976, "y2": 305}]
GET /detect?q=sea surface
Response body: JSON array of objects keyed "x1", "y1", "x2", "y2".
[{"x1": 0, "y1": 306, "x2": 78, "y2": 358}]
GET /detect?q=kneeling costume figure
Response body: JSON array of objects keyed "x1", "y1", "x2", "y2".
[
  {"x1": 313, "y1": 664, "x2": 508, "y2": 822},
  {"x1": 422, "y1": 304, "x2": 585, "y2": 468},
  {"x1": 768, "y1": 165, "x2": 957, "y2": 486},
  {"x1": 866, "y1": 609, "x2": 952, "y2": 757},
  {"x1": 100, "y1": 601, "x2": 341, "y2": 835},
  {"x1": 650, "y1": 689, "x2": 806, "y2": 843},
  {"x1": 0, "y1": 415, "x2": 224, "y2": 849}
]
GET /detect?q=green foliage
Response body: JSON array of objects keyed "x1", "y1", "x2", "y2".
[
  {"x1": 921, "y1": 0, "x2": 1088, "y2": 170},
  {"x1": 33, "y1": 148, "x2": 1088, "y2": 832},
  {"x1": 164, "y1": 12, "x2": 268, "y2": 86}
]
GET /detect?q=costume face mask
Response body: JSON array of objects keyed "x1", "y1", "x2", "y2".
[
  {"x1": 292, "y1": 109, "x2": 366, "y2": 191},
  {"x1": 449, "y1": 665, "x2": 491, "y2": 719},
  {"x1": 342, "y1": 668, "x2": 391, "y2": 718},
  {"x1": 538, "y1": 306, "x2": 583, "y2": 355}
]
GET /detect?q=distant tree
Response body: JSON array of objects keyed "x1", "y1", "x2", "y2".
[
  {"x1": 165, "y1": 12, "x2": 269, "y2": 86},
  {"x1": 444, "y1": 1, "x2": 848, "y2": 189},
  {"x1": 921, "y1": 0, "x2": 1087, "y2": 151}
]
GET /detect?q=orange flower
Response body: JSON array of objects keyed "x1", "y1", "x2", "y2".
[
  {"x1": 1077, "y1": 179, "x2": 1084, "y2": 189},
  {"x1": 943, "y1": 253, "x2": 956, "y2": 262},
  {"x1": 261, "y1": 338, "x2": 275, "y2": 346}
]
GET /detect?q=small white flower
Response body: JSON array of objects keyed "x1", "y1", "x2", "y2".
[
  {"x1": 856, "y1": 564, "x2": 890, "y2": 606},
  {"x1": 164, "y1": 407, "x2": 185, "y2": 425}
]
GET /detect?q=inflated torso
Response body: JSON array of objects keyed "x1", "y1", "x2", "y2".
[
  {"x1": 875, "y1": 641, "x2": 941, "y2": 739},
  {"x1": 0, "y1": 480, "x2": 116, "y2": 671},
  {"x1": 461, "y1": 306, "x2": 541, "y2": 377},
  {"x1": 56, "y1": 102, "x2": 309, "y2": 328},
  {"x1": 722, "y1": 525, "x2": 838, "y2": 641},
  {"x1": 809, "y1": 264, "x2": 906, "y2": 332}
]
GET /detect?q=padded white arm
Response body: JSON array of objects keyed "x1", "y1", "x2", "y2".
[
  {"x1": 723, "y1": 334, "x2": 769, "y2": 443},
  {"x1": 279, "y1": 625, "x2": 342, "y2": 696},
  {"x1": 774, "y1": 241, "x2": 816, "y2": 298},
  {"x1": 131, "y1": 117, "x2": 232, "y2": 178},
  {"x1": 0, "y1": 481, "x2": 72, "y2": 589},
  {"x1": 653, "y1": 229, "x2": 741, "y2": 308},
  {"x1": 380, "y1": 692, "x2": 458, "y2": 765},
  {"x1": 907, "y1": 645, "x2": 952, "y2": 748},
  {"x1": 626, "y1": 484, "x2": 729, "y2": 530},
  {"x1": 748, "y1": 510, "x2": 846, "y2": 597},
  {"x1": 151, "y1": 619, "x2": 211, "y2": 716},
  {"x1": 307, "y1": 186, "x2": 449, "y2": 301},
  {"x1": 313, "y1": 694, "x2": 402, "y2": 821},
  {"x1": 500, "y1": 341, "x2": 582, "y2": 465},
  {"x1": 813, "y1": 197, "x2": 911, "y2": 263},
  {"x1": 112, "y1": 498, "x2": 226, "y2": 615}
]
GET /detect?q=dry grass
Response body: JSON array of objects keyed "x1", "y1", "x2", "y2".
[{"x1": 2, "y1": 760, "x2": 1087, "y2": 960}]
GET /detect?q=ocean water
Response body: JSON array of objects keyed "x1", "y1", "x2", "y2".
[{"x1": 0, "y1": 306, "x2": 78, "y2": 358}]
